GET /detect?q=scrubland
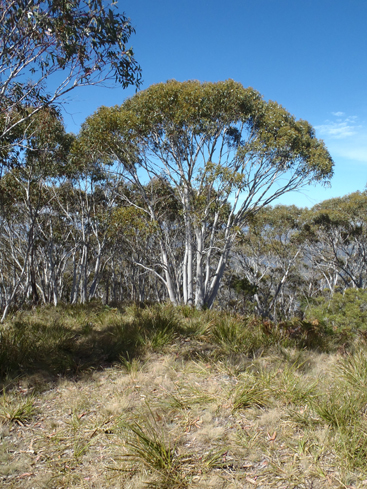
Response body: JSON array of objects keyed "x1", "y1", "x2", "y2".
[{"x1": 1, "y1": 303, "x2": 367, "y2": 488}]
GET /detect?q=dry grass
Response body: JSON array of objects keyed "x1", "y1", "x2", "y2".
[{"x1": 1, "y1": 303, "x2": 367, "y2": 488}]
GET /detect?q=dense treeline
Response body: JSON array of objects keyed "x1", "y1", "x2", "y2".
[
  {"x1": 0, "y1": 138, "x2": 365, "y2": 321},
  {"x1": 1, "y1": 75, "x2": 350, "y2": 322},
  {"x1": 2, "y1": 77, "x2": 364, "y2": 323},
  {"x1": 227, "y1": 193, "x2": 367, "y2": 320}
]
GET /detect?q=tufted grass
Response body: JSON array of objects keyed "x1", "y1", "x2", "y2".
[{"x1": 0, "y1": 303, "x2": 367, "y2": 487}]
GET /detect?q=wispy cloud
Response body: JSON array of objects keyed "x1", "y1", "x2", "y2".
[
  {"x1": 316, "y1": 121, "x2": 358, "y2": 138},
  {"x1": 315, "y1": 113, "x2": 367, "y2": 164},
  {"x1": 315, "y1": 113, "x2": 361, "y2": 139}
]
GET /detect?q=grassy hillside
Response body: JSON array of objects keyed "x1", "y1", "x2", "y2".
[{"x1": 1, "y1": 303, "x2": 367, "y2": 488}]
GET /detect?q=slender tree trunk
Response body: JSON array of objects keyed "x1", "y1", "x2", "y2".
[
  {"x1": 89, "y1": 249, "x2": 102, "y2": 300},
  {"x1": 205, "y1": 244, "x2": 232, "y2": 308},
  {"x1": 183, "y1": 247, "x2": 188, "y2": 304},
  {"x1": 161, "y1": 246, "x2": 177, "y2": 305},
  {"x1": 195, "y1": 228, "x2": 204, "y2": 308}
]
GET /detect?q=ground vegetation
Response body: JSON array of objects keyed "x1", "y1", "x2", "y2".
[{"x1": 1, "y1": 303, "x2": 367, "y2": 488}]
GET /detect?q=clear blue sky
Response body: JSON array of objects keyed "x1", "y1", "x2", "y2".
[{"x1": 62, "y1": 0, "x2": 367, "y2": 208}]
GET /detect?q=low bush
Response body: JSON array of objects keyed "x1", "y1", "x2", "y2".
[{"x1": 305, "y1": 288, "x2": 367, "y2": 337}]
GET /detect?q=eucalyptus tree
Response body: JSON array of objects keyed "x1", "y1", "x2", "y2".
[
  {"x1": 108, "y1": 178, "x2": 184, "y2": 302},
  {"x1": 66, "y1": 180, "x2": 120, "y2": 303},
  {"x1": 0, "y1": 106, "x2": 74, "y2": 320},
  {"x1": 231, "y1": 205, "x2": 306, "y2": 319},
  {"x1": 0, "y1": 0, "x2": 141, "y2": 175},
  {"x1": 81, "y1": 79, "x2": 333, "y2": 308},
  {"x1": 301, "y1": 191, "x2": 367, "y2": 293}
]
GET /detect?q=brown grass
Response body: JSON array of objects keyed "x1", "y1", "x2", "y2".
[{"x1": 1, "y1": 304, "x2": 367, "y2": 488}]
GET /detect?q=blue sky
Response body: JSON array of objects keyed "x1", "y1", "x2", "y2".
[{"x1": 62, "y1": 0, "x2": 367, "y2": 208}]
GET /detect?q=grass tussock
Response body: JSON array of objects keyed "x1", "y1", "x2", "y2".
[
  {"x1": 0, "y1": 390, "x2": 37, "y2": 425},
  {"x1": 119, "y1": 407, "x2": 193, "y2": 488},
  {"x1": 1, "y1": 302, "x2": 367, "y2": 487}
]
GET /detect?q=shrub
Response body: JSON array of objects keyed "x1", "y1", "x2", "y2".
[{"x1": 305, "y1": 288, "x2": 367, "y2": 336}]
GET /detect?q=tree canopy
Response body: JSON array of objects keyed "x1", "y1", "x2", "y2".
[
  {"x1": 0, "y1": 0, "x2": 141, "y2": 174},
  {"x1": 81, "y1": 80, "x2": 334, "y2": 308}
]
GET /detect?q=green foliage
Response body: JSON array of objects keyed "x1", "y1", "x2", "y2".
[
  {"x1": 0, "y1": 304, "x2": 147, "y2": 378},
  {"x1": 333, "y1": 422, "x2": 367, "y2": 470},
  {"x1": 1, "y1": 0, "x2": 141, "y2": 96},
  {"x1": 1, "y1": 0, "x2": 141, "y2": 173},
  {"x1": 0, "y1": 303, "x2": 183, "y2": 379},
  {"x1": 80, "y1": 80, "x2": 333, "y2": 309},
  {"x1": 305, "y1": 288, "x2": 367, "y2": 335},
  {"x1": 232, "y1": 204, "x2": 307, "y2": 320},
  {"x1": 209, "y1": 315, "x2": 330, "y2": 355},
  {"x1": 299, "y1": 191, "x2": 367, "y2": 292},
  {"x1": 83, "y1": 79, "x2": 333, "y2": 187},
  {"x1": 313, "y1": 387, "x2": 365, "y2": 430},
  {"x1": 305, "y1": 352, "x2": 367, "y2": 470},
  {"x1": 311, "y1": 385, "x2": 367, "y2": 470},
  {"x1": 4, "y1": 302, "x2": 367, "y2": 483},
  {"x1": 129, "y1": 303, "x2": 183, "y2": 350},
  {"x1": 271, "y1": 363, "x2": 318, "y2": 406},
  {"x1": 308, "y1": 191, "x2": 367, "y2": 235},
  {"x1": 231, "y1": 276, "x2": 258, "y2": 297},
  {"x1": 0, "y1": 108, "x2": 74, "y2": 187},
  {"x1": 119, "y1": 353, "x2": 144, "y2": 375},
  {"x1": 209, "y1": 315, "x2": 275, "y2": 355},
  {"x1": 275, "y1": 318, "x2": 330, "y2": 350}
]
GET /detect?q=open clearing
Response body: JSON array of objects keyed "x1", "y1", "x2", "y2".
[{"x1": 1, "y1": 304, "x2": 367, "y2": 488}]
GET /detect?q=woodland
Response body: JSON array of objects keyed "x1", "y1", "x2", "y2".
[
  {"x1": 3, "y1": 3, "x2": 367, "y2": 488},
  {"x1": 0, "y1": 0, "x2": 366, "y2": 328},
  {"x1": 1, "y1": 74, "x2": 366, "y2": 324}
]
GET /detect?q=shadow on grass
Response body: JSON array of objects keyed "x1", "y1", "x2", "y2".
[
  {"x1": 0, "y1": 302, "x2": 344, "y2": 389},
  {"x1": 0, "y1": 302, "x2": 185, "y2": 387}
]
